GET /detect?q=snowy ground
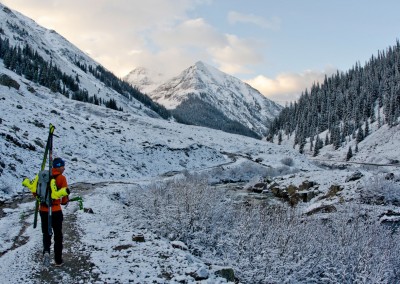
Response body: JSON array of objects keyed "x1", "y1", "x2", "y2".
[{"x1": 2, "y1": 162, "x2": 400, "y2": 283}]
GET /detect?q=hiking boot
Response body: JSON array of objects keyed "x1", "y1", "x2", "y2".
[
  {"x1": 54, "y1": 261, "x2": 64, "y2": 267},
  {"x1": 43, "y1": 252, "x2": 50, "y2": 267}
]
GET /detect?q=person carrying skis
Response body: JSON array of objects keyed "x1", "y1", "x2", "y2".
[
  {"x1": 40, "y1": 157, "x2": 70, "y2": 267},
  {"x1": 22, "y1": 157, "x2": 70, "y2": 266}
]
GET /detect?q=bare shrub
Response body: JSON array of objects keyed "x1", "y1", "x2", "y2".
[
  {"x1": 361, "y1": 176, "x2": 400, "y2": 205},
  {"x1": 126, "y1": 174, "x2": 400, "y2": 283}
]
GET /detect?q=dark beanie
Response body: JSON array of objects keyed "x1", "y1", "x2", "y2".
[{"x1": 53, "y1": 157, "x2": 65, "y2": 168}]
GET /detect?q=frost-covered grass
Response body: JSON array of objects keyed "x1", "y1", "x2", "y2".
[{"x1": 124, "y1": 173, "x2": 400, "y2": 283}]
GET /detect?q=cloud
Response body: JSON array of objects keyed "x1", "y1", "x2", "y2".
[
  {"x1": 244, "y1": 67, "x2": 337, "y2": 105},
  {"x1": 209, "y1": 34, "x2": 264, "y2": 74},
  {"x1": 145, "y1": 17, "x2": 265, "y2": 77},
  {"x1": 228, "y1": 11, "x2": 281, "y2": 30},
  {"x1": 1, "y1": 0, "x2": 282, "y2": 85},
  {"x1": 152, "y1": 18, "x2": 224, "y2": 48},
  {"x1": 2, "y1": 0, "x2": 202, "y2": 77}
]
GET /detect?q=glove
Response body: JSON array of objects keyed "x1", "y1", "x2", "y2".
[{"x1": 50, "y1": 179, "x2": 69, "y2": 199}]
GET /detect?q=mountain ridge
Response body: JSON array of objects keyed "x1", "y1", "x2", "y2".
[{"x1": 0, "y1": 3, "x2": 168, "y2": 119}]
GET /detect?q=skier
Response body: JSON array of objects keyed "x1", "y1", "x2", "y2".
[{"x1": 39, "y1": 157, "x2": 70, "y2": 267}]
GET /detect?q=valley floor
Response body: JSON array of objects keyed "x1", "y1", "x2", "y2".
[{"x1": 1, "y1": 164, "x2": 400, "y2": 283}]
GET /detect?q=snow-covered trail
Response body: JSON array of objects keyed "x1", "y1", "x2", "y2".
[{"x1": 0, "y1": 183, "x2": 101, "y2": 283}]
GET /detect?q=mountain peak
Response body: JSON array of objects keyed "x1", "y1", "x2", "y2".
[
  {"x1": 149, "y1": 62, "x2": 283, "y2": 137},
  {"x1": 191, "y1": 61, "x2": 219, "y2": 75},
  {"x1": 194, "y1": 60, "x2": 211, "y2": 69},
  {"x1": 123, "y1": 66, "x2": 165, "y2": 93}
]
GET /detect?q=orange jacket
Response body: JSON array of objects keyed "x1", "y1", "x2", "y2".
[{"x1": 39, "y1": 168, "x2": 69, "y2": 212}]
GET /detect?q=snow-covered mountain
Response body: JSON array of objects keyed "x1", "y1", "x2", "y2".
[
  {"x1": 123, "y1": 66, "x2": 165, "y2": 94},
  {"x1": 127, "y1": 61, "x2": 283, "y2": 138},
  {"x1": 0, "y1": 3, "x2": 162, "y2": 118}
]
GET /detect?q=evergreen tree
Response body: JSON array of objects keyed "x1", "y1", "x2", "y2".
[
  {"x1": 364, "y1": 120, "x2": 370, "y2": 137},
  {"x1": 313, "y1": 135, "x2": 323, "y2": 157},
  {"x1": 325, "y1": 133, "x2": 330, "y2": 146},
  {"x1": 346, "y1": 146, "x2": 353, "y2": 161},
  {"x1": 356, "y1": 127, "x2": 364, "y2": 143}
]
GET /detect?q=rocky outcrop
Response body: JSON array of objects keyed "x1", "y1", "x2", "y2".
[{"x1": 247, "y1": 179, "x2": 321, "y2": 207}]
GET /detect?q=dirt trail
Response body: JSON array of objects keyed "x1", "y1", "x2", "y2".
[
  {"x1": 30, "y1": 212, "x2": 100, "y2": 283},
  {"x1": 0, "y1": 182, "x2": 105, "y2": 283},
  {"x1": 30, "y1": 182, "x2": 103, "y2": 283}
]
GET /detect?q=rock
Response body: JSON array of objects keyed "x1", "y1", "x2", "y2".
[
  {"x1": 270, "y1": 186, "x2": 289, "y2": 200},
  {"x1": 215, "y1": 267, "x2": 235, "y2": 282},
  {"x1": 345, "y1": 170, "x2": 364, "y2": 182},
  {"x1": 251, "y1": 182, "x2": 267, "y2": 193},
  {"x1": 298, "y1": 180, "x2": 317, "y2": 191},
  {"x1": 132, "y1": 234, "x2": 145, "y2": 242},
  {"x1": 268, "y1": 182, "x2": 280, "y2": 191},
  {"x1": 325, "y1": 185, "x2": 343, "y2": 198},
  {"x1": 306, "y1": 204, "x2": 337, "y2": 216},
  {"x1": 171, "y1": 241, "x2": 187, "y2": 250},
  {"x1": 83, "y1": 207, "x2": 94, "y2": 214},
  {"x1": 189, "y1": 266, "x2": 209, "y2": 281},
  {"x1": 299, "y1": 190, "x2": 318, "y2": 202}
]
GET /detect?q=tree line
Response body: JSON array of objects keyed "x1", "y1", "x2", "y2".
[{"x1": 268, "y1": 40, "x2": 400, "y2": 155}]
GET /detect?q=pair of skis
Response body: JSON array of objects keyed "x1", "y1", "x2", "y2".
[{"x1": 33, "y1": 123, "x2": 55, "y2": 237}]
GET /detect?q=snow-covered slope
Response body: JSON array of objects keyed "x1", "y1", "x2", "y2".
[
  {"x1": 146, "y1": 61, "x2": 282, "y2": 137},
  {"x1": 0, "y1": 3, "x2": 159, "y2": 118}
]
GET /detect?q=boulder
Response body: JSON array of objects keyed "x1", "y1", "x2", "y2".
[
  {"x1": 345, "y1": 170, "x2": 364, "y2": 182},
  {"x1": 171, "y1": 241, "x2": 188, "y2": 250},
  {"x1": 251, "y1": 182, "x2": 267, "y2": 193},
  {"x1": 306, "y1": 204, "x2": 337, "y2": 216},
  {"x1": 132, "y1": 234, "x2": 145, "y2": 242},
  {"x1": 270, "y1": 186, "x2": 289, "y2": 200},
  {"x1": 190, "y1": 267, "x2": 209, "y2": 281},
  {"x1": 298, "y1": 180, "x2": 317, "y2": 191},
  {"x1": 299, "y1": 190, "x2": 318, "y2": 202},
  {"x1": 215, "y1": 267, "x2": 235, "y2": 282},
  {"x1": 325, "y1": 185, "x2": 343, "y2": 198}
]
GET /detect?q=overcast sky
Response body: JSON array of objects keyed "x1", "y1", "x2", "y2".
[{"x1": 2, "y1": 0, "x2": 400, "y2": 104}]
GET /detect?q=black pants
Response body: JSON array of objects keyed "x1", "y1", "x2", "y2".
[{"x1": 40, "y1": 210, "x2": 63, "y2": 264}]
